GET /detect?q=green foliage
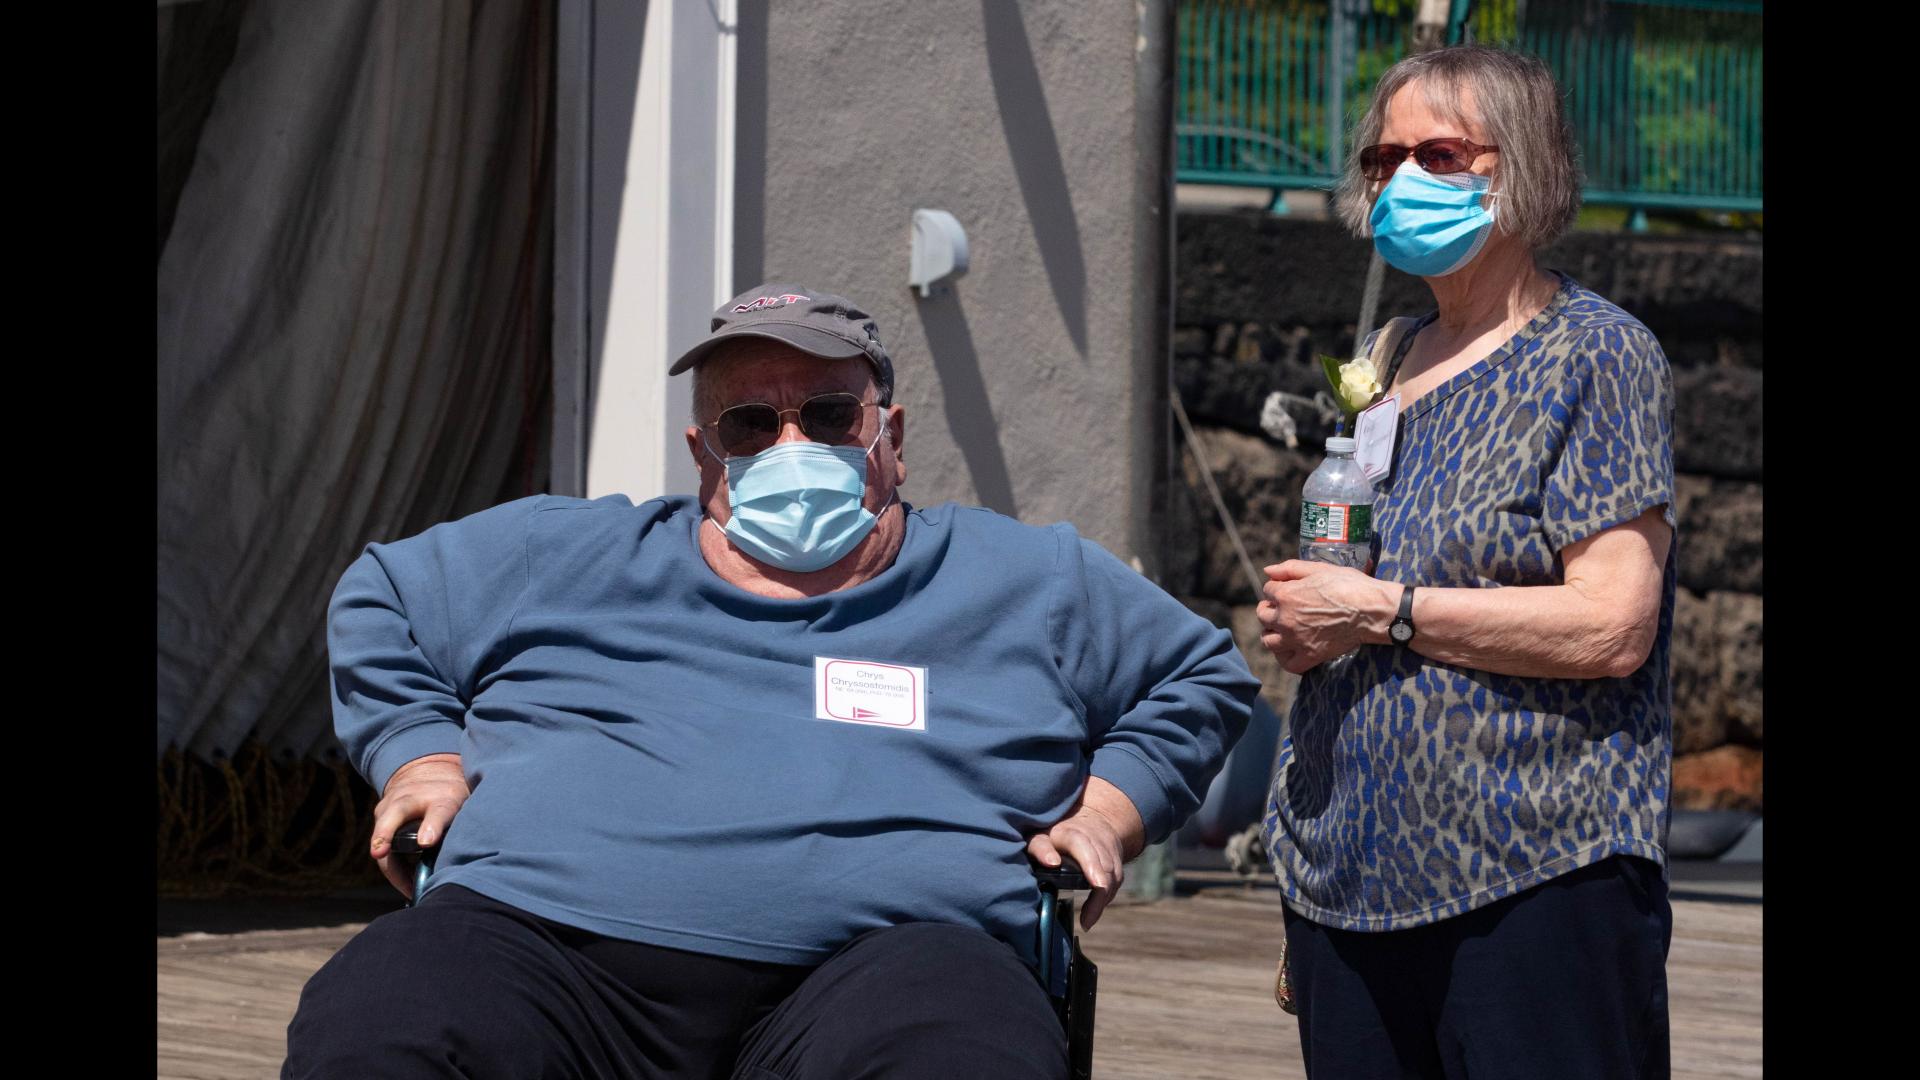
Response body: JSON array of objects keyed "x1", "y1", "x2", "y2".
[
  {"x1": 1571, "y1": 204, "x2": 1763, "y2": 235},
  {"x1": 1470, "y1": 0, "x2": 1521, "y2": 43},
  {"x1": 1573, "y1": 203, "x2": 1631, "y2": 231},
  {"x1": 1207, "y1": 0, "x2": 1332, "y2": 11},
  {"x1": 1618, "y1": 35, "x2": 1752, "y2": 195},
  {"x1": 1320, "y1": 354, "x2": 1351, "y2": 411}
]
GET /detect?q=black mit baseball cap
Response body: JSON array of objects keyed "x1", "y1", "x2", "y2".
[{"x1": 667, "y1": 284, "x2": 895, "y2": 402}]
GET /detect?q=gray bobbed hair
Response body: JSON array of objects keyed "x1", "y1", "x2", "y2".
[{"x1": 1333, "y1": 45, "x2": 1583, "y2": 250}]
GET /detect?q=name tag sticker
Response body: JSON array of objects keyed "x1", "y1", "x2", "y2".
[
  {"x1": 1355, "y1": 394, "x2": 1399, "y2": 482},
  {"x1": 815, "y1": 657, "x2": 927, "y2": 731}
]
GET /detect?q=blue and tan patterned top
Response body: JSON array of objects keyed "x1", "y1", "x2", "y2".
[{"x1": 1263, "y1": 273, "x2": 1677, "y2": 932}]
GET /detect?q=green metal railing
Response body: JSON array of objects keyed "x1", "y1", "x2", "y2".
[{"x1": 1175, "y1": 1, "x2": 1762, "y2": 214}]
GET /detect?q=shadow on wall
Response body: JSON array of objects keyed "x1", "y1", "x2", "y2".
[
  {"x1": 918, "y1": 289, "x2": 1019, "y2": 518},
  {"x1": 982, "y1": 1, "x2": 1087, "y2": 358}
]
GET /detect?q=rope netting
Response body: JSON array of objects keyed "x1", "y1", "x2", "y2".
[{"x1": 157, "y1": 742, "x2": 384, "y2": 898}]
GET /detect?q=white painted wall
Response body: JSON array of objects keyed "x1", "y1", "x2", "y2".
[{"x1": 557, "y1": 0, "x2": 735, "y2": 503}]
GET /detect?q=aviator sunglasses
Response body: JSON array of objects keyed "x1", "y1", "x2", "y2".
[
  {"x1": 705, "y1": 392, "x2": 880, "y2": 457},
  {"x1": 1358, "y1": 137, "x2": 1498, "y2": 182}
]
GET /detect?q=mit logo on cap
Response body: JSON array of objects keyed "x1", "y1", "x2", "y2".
[{"x1": 732, "y1": 294, "x2": 808, "y2": 314}]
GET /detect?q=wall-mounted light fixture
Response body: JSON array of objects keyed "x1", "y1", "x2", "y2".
[{"x1": 909, "y1": 209, "x2": 969, "y2": 297}]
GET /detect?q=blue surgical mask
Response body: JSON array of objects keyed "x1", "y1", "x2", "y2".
[
  {"x1": 1368, "y1": 161, "x2": 1499, "y2": 277},
  {"x1": 707, "y1": 430, "x2": 888, "y2": 572}
]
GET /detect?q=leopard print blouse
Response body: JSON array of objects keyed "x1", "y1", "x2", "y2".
[{"x1": 1263, "y1": 273, "x2": 1677, "y2": 932}]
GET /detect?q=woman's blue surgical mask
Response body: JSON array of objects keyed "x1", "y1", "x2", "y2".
[
  {"x1": 1368, "y1": 160, "x2": 1499, "y2": 277},
  {"x1": 707, "y1": 428, "x2": 889, "y2": 572}
]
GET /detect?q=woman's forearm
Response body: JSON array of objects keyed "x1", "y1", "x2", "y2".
[
  {"x1": 1365, "y1": 580, "x2": 1654, "y2": 680},
  {"x1": 1261, "y1": 511, "x2": 1670, "y2": 679}
]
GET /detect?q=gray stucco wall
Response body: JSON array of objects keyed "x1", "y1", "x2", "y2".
[{"x1": 735, "y1": 1, "x2": 1168, "y2": 564}]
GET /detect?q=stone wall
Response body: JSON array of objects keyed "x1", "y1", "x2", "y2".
[{"x1": 1167, "y1": 211, "x2": 1762, "y2": 812}]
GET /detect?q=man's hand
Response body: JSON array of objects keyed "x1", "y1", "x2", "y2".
[
  {"x1": 369, "y1": 753, "x2": 469, "y2": 900},
  {"x1": 1256, "y1": 560, "x2": 1400, "y2": 674},
  {"x1": 1026, "y1": 775, "x2": 1147, "y2": 931}
]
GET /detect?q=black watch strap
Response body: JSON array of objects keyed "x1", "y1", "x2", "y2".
[{"x1": 1390, "y1": 585, "x2": 1416, "y2": 645}]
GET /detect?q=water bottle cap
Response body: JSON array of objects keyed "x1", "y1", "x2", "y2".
[{"x1": 1326, "y1": 437, "x2": 1357, "y2": 454}]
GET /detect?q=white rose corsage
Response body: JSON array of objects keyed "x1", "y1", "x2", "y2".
[{"x1": 1320, "y1": 354, "x2": 1384, "y2": 416}]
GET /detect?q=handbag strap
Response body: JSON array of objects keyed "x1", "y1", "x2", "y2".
[{"x1": 1368, "y1": 315, "x2": 1422, "y2": 393}]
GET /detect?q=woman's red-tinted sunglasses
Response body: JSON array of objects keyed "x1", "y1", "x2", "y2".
[{"x1": 1358, "y1": 138, "x2": 1499, "y2": 182}]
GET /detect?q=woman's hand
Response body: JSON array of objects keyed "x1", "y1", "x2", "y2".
[{"x1": 1256, "y1": 560, "x2": 1401, "y2": 674}]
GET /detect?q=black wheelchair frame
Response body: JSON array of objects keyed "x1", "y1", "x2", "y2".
[{"x1": 393, "y1": 823, "x2": 1099, "y2": 1078}]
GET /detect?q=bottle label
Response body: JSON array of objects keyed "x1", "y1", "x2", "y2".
[{"x1": 1301, "y1": 501, "x2": 1372, "y2": 544}]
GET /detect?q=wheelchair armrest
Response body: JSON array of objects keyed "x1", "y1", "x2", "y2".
[
  {"x1": 390, "y1": 819, "x2": 440, "y2": 907},
  {"x1": 1030, "y1": 855, "x2": 1089, "y2": 892},
  {"x1": 390, "y1": 819, "x2": 437, "y2": 856}
]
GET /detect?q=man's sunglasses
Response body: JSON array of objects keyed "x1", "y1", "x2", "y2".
[
  {"x1": 1358, "y1": 137, "x2": 1499, "y2": 182},
  {"x1": 705, "y1": 393, "x2": 879, "y2": 458}
]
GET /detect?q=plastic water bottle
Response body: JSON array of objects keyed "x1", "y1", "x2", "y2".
[{"x1": 1299, "y1": 436, "x2": 1375, "y2": 568}]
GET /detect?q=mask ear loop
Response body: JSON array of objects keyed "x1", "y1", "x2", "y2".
[
  {"x1": 862, "y1": 406, "x2": 900, "y2": 518},
  {"x1": 701, "y1": 433, "x2": 732, "y2": 540},
  {"x1": 861, "y1": 405, "x2": 892, "y2": 460}
]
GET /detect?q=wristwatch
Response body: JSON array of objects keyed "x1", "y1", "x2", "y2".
[{"x1": 1389, "y1": 585, "x2": 1416, "y2": 645}]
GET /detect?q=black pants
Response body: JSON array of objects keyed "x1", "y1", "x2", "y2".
[
  {"x1": 1284, "y1": 855, "x2": 1672, "y2": 1080},
  {"x1": 283, "y1": 885, "x2": 1067, "y2": 1079}
]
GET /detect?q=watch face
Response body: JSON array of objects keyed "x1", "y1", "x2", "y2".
[{"x1": 1390, "y1": 621, "x2": 1413, "y2": 643}]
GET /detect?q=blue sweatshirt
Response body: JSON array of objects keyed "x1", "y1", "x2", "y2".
[{"x1": 328, "y1": 495, "x2": 1257, "y2": 965}]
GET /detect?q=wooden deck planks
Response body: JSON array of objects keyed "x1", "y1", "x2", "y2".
[
  {"x1": 159, "y1": 934, "x2": 355, "y2": 1079},
  {"x1": 1079, "y1": 888, "x2": 1761, "y2": 1080},
  {"x1": 1661, "y1": 898, "x2": 1764, "y2": 1080},
  {"x1": 156, "y1": 892, "x2": 1759, "y2": 1079}
]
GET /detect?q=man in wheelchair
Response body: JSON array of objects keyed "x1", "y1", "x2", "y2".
[{"x1": 285, "y1": 284, "x2": 1258, "y2": 1079}]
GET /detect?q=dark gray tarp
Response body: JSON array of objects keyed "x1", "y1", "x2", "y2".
[{"x1": 157, "y1": 0, "x2": 553, "y2": 763}]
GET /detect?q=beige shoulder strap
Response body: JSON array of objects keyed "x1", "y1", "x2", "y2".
[{"x1": 1366, "y1": 316, "x2": 1420, "y2": 389}]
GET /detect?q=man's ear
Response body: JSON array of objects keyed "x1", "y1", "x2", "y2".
[
  {"x1": 685, "y1": 425, "x2": 705, "y2": 469},
  {"x1": 886, "y1": 406, "x2": 906, "y2": 485}
]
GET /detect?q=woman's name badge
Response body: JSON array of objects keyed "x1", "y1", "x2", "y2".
[{"x1": 1354, "y1": 394, "x2": 1399, "y2": 482}]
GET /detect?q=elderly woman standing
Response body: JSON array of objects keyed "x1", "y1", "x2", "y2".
[{"x1": 1257, "y1": 45, "x2": 1676, "y2": 1079}]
